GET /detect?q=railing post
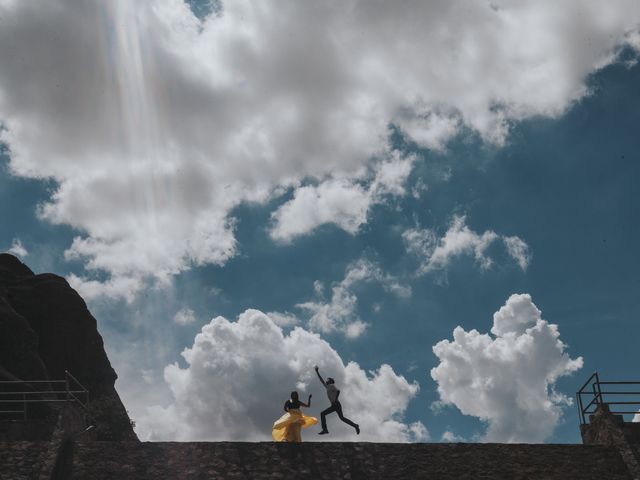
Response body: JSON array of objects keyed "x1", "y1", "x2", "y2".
[
  {"x1": 23, "y1": 392, "x2": 27, "y2": 420},
  {"x1": 576, "y1": 372, "x2": 597, "y2": 424},
  {"x1": 595, "y1": 372, "x2": 603, "y2": 408},
  {"x1": 65, "y1": 371, "x2": 70, "y2": 404},
  {"x1": 577, "y1": 392, "x2": 584, "y2": 424},
  {"x1": 84, "y1": 389, "x2": 90, "y2": 426}
]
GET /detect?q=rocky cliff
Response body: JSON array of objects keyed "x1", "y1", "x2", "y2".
[{"x1": 0, "y1": 254, "x2": 136, "y2": 441}]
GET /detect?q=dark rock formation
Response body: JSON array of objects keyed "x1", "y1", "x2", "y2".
[{"x1": 0, "y1": 254, "x2": 136, "y2": 441}]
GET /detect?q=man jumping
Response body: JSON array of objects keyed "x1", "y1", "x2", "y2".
[{"x1": 314, "y1": 365, "x2": 360, "y2": 435}]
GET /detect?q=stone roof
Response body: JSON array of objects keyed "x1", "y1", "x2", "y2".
[{"x1": 2, "y1": 440, "x2": 637, "y2": 480}]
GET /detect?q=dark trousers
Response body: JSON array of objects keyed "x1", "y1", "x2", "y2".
[{"x1": 320, "y1": 401, "x2": 357, "y2": 431}]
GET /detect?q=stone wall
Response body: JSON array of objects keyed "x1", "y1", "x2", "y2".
[
  {"x1": 580, "y1": 404, "x2": 640, "y2": 478},
  {"x1": 622, "y1": 424, "x2": 640, "y2": 444},
  {"x1": 2, "y1": 440, "x2": 633, "y2": 480},
  {"x1": 0, "y1": 441, "x2": 47, "y2": 480}
]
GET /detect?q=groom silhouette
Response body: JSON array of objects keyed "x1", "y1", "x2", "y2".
[{"x1": 314, "y1": 366, "x2": 360, "y2": 435}]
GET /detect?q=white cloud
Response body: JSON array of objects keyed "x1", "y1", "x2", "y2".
[
  {"x1": 369, "y1": 152, "x2": 416, "y2": 198},
  {"x1": 173, "y1": 307, "x2": 196, "y2": 326},
  {"x1": 7, "y1": 238, "x2": 27, "y2": 257},
  {"x1": 269, "y1": 179, "x2": 371, "y2": 242},
  {"x1": 270, "y1": 152, "x2": 414, "y2": 242},
  {"x1": 491, "y1": 292, "x2": 541, "y2": 337},
  {"x1": 431, "y1": 293, "x2": 583, "y2": 443},
  {"x1": 395, "y1": 111, "x2": 461, "y2": 152},
  {"x1": 503, "y1": 236, "x2": 532, "y2": 271},
  {"x1": 344, "y1": 320, "x2": 368, "y2": 339},
  {"x1": 297, "y1": 259, "x2": 411, "y2": 338},
  {"x1": 1, "y1": 0, "x2": 639, "y2": 296},
  {"x1": 67, "y1": 273, "x2": 142, "y2": 304},
  {"x1": 409, "y1": 422, "x2": 430, "y2": 442},
  {"x1": 136, "y1": 309, "x2": 424, "y2": 442},
  {"x1": 411, "y1": 178, "x2": 429, "y2": 199},
  {"x1": 265, "y1": 311, "x2": 299, "y2": 327},
  {"x1": 412, "y1": 216, "x2": 498, "y2": 271},
  {"x1": 441, "y1": 430, "x2": 466, "y2": 443},
  {"x1": 403, "y1": 228, "x2": 438, "y2": 266},
  {"x1": 403, "y1": 216, "x2": 530, "y2": 274}
]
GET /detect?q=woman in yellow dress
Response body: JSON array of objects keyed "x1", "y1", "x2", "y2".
[{"x1": 272, "y1": 391, "x2": 318, "y2": 442}]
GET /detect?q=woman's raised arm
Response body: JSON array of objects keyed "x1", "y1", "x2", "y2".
[{"x1": 300, "y1": 394, "x2": 312, "y2": 408}]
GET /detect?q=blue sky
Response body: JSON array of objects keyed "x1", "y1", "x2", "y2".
[{"x1": 1, "y1": 0, "x2": 639, "y2": 443}]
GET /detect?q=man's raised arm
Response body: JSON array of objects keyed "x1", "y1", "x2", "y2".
[{"x1": 314, "y1": 365, "x2": 326, "y2": 386}]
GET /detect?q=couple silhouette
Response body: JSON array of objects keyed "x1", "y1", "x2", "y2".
[{"x1": 271, "y1": 366, "x2": 360, "y2": 443}]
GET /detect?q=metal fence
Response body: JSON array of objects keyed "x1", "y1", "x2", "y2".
[
  {"x1": 576, "y1": 371, "x2": 640, "y2": 424},
  {"x1": 0, "y1": 370, "x2": 89, "y2": 420}
]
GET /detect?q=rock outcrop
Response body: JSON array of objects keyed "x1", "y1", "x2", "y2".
[{"x1": 0, "y1": 254, "x2": 136, "y2": 441}]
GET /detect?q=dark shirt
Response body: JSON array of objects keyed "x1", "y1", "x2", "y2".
[{"x1": 284, "y1": 399, "x2": 301, "y2": 411}]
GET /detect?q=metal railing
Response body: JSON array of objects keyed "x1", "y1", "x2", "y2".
[
  {"x1": 0, "y1": 370, "x2": 89, "y2": 420},
  {"x1": 576, "y1": 371, "x2": 640, "y2": 424}
]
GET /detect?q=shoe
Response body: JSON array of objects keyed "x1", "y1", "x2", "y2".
[
  {"x1": 355, "y1": 425, "x2": 360, "y2": 435},
  {"x1": 318, "y1": 430, "x2": 329, "y2": 435}
]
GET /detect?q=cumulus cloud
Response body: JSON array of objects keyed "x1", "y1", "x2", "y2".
[
  {"x1": 1, "y1": 1, "x2": 639, "y2": 297},
  {"x1": 297, "y1": 259, "x2": 411, "y2": 338},
  {"x1": 136, "y1": 309, "x2": 425, "y2": 442},
  {"x1": 7, "y1": 238, "x2": 27, "y2": 257},
  {"x1": 403, "y1": 216, "x2": 530, "y2": 274},
  {"x1": 270, "y1": 152, "x2": 414, "y2": 242},
  {"x1": 173, "y1": 307, "x2": 196, "y2": 326},
  {"x1": 431, "y1": 293, "x2": 583, "y2": 443}
]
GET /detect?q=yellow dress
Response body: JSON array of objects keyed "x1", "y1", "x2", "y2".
[{"x1": 272, "y1": 408, "x2": 318, "y2": 442}]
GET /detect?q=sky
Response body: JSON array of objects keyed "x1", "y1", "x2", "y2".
[{"x1": 1, "y1": 0, "x2": 640, "y2": 443}]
